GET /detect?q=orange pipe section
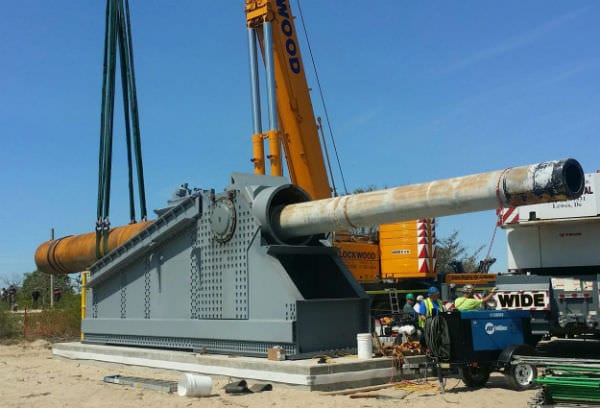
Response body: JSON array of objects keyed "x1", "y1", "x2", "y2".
[{"x1": 34, "y1": 221, "x2": 153, "y2": 275}]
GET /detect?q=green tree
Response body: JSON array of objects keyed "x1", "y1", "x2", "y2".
[{"x1": 436, "y1": 230, "x2": 484, "y2": 274}]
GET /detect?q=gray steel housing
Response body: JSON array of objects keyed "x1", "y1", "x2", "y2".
[{"x1": 83, "y1": 173, "x2": 370, "y2": 357}]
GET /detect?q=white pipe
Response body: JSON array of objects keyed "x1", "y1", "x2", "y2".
[{"x1": 276, "y1": 159, "x2": 583, "y2": 240}]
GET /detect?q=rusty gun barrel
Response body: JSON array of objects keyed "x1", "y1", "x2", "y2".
[
  {"x1": 35, "y1": 221, "x2": 152, "y2": 275},
  {"x1": 275, "y1": 158, "x2": 584, "y2": 240}
]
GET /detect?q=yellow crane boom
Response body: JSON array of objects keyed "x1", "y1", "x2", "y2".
[{"x1": 245, "y1": 0, "x2": 331, "y2": 200}]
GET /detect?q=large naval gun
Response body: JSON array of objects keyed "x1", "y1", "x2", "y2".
[{"x1": 36, "y1": 159, "x2": 584, "y2": 357}]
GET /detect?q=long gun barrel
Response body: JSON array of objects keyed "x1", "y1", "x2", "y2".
[
  {"x1": 35, "y1": 158, "x2": 583, "y2": 275},
  {"x1": 273, "y1": 158, "x2": 584, "y2": 241}
]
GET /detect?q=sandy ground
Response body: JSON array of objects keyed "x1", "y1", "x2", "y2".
[{"x1": 0, "y1": 340, "x2": 538, "y2": 408}]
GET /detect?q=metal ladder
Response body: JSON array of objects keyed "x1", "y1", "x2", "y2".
[{"x1": 387, "y1": 290, "x2": 402, "y2": 315}]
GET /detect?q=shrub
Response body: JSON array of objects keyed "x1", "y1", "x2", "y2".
[
  {"x1": 23, "y1": 293, "x2": 82, "y2": 339},
  {"x1": 0, "y1": 308, "x2": 20, "y2": 338}
]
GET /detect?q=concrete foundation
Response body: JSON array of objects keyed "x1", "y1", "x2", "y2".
[{"x1": 52, "y1": 342, "x2": 431, "y2": 391}]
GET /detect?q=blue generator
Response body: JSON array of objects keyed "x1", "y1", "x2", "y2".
[
  {"x1": 443, "y1": 310, "x2": 534, "y2": 363},
  {"x1": 435, "y1": 310, "x2": 539, "y2": 389},
  {"x1": 465, "y1": 310, "x2": 527, "y2": 351}
]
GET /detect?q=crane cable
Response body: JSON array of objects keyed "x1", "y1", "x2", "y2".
[
  {"x1": 481, "y1": 168, "x2": 513, "y2": 269},
  {"x1": 97, "y1": 0, "x2": 147, "y2": 259},
  {"x1": 296, "y1": 0, "x2": 348, "y2": 196}
]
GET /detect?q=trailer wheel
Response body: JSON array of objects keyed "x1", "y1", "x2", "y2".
[
  {"x1": 459, "y1": 365, "x2": 491, "y2": 388},
  {"x1": 506, "y1": 362, "x2": 537, "y2": 390}
]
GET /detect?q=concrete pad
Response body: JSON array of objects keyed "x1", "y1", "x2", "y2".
[{"x1": 52, "y1": 342, "x2": 431, "y2": 391}]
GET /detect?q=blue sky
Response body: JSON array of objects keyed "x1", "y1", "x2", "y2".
[{"x1": 1, "y1": 1, "x2": 599, "y2": 283}]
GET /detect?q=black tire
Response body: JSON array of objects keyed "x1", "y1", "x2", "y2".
[
  {"x1": 459, "y1": 365, "x2": 491, "y2": 388},
  {"x1": 505, "y1": 362, "x2": 537, "y2": 390}
]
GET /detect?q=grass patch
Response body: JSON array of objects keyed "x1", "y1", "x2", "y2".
[
  {"x1": 0, "y1": 308, "x2": 21, "y2": 339},
  {"x1": 23, "y1": 293, "x2": 81, "y2": 340}
]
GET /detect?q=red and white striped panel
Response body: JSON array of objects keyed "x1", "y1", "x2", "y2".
[
  {"x1": 496, "y1": 207, "x2": 519, "y2": 225},
  {"x1": 418, "y1": 254, "x2": 437, "y2": 273},
  {"x1": 417, "y1": 244, "x2": 437, "y2": 258},
  {"x1": 418, "y1": 237, "x2": 436, "y2": 245}
]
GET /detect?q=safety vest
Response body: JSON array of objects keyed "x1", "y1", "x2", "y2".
[
  {"x1": 419, "y1": 297, "x2": 444, "y2": 327},
  {"x1": 454, "y1": 296, "x2": 482, "y2": 311}
]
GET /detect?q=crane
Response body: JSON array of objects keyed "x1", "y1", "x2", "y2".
[
  {"x1": 244, "y1": 0, "x2": 437, "y2": 288},
  {"x1": 245, "y1": 0, "x2": 332, "y2": 201}
]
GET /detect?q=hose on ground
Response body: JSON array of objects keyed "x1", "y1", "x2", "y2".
[{"x1": 424, "y1": 315, "x2": 451, "y2": 360}]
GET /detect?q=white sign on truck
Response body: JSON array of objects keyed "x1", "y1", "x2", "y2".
[
  {"x1": 516, "y1": 172, "x2": 600, "y2": 221},
  {"x1": 494, "y1": 290, "x2": 550, "y2": 311}
]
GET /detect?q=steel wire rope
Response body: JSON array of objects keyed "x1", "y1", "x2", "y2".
[
  {"x1": 114, "y1": 0, "x2": 147, "y2": 223},
  {"x1": 104, "y1": 0, "x2": 118, "y2": 256},
  {"x1": 98, "y1": 0, "x2": 119, "y2": 257},
  {"x1": 96, "y1": 0, "x2": 149, "y2": 258},
  {"x1": 317, "y1": 117, "x2": 338, "y2": 196},
  {"x1": 97, "y1": 0, "x2": 112, "y2": 225},
  {"x1": 97, "y1": 0, "x2": 114, "y2": 258},
  {"x1": 482, "y1": 168, "x2": 513, "y2": 266},
  {"x1": 115, "y1": 0, "x2": 136, "y2": 223},
  {"x1": 296, "y1": 0, "x2": 348, "y2": 195},
  {"x1": 123, "y1": 0, "x2": 147, "y2": 220}
]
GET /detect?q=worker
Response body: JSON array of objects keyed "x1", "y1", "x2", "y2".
[
  {"x1": 448, "y1": 283, "x2": 457, "y2": 301},
  {"x1": 413, "y1": 294, "x2": 424, "y2": 315},
  {"x1": 31, "y1": 289, "x2": 41, "y2": 308},
  {"x1": 402, "y1": 293, "x2": 417, "y2": 323},
  {"x1": 454, "y1": 284, "x2": 496, "y2": 311},
  {"x1": 403, "y1": 293, "x2": 416, "y2": 314},
  {"x1": 418, "y1": 286, "x2": 444, "y2": 327},
  {"x1": 53, "y1": 286, "x2": 62, "y2": 303},
  {"x1": 8, "y1": 285, "x2": 17, "y2": 307}
]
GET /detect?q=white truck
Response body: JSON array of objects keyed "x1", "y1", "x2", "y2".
[{"x1": 496, "y1": 172, "x2": 600, "y2": 337}]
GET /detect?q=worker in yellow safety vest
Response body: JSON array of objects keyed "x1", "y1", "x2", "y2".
[
  {"x1": 454, "y1": 284, "x2": 496, "y2": 311},
  {"x1": 418, "y1": 286, "x2": 444, "y2": 328}
]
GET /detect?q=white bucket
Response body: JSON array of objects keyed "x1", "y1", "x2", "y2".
[
  {"x1": 177, "y1": 373, "x2": 213, "y2": 397},
  {"x1": 356, "y1": 333, "x2": 373, "y2": 359}
]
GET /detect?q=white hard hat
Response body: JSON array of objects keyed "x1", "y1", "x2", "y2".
[{"x1": 416, "y1": 295, "x2": 424, "y2": 301}]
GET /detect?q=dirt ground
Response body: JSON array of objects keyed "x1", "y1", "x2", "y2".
[{"x1": 0, "y1": 339, "x2": 538, "y2": 407}]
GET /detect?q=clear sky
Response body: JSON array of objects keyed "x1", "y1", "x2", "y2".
[{"x1": 1, "y1": 1, "x2": 599, "y2": 284}]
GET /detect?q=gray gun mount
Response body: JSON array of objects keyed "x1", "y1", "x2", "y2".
[{"x1": 82, "y1": 159, "x2": 583, "y2": 357}]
